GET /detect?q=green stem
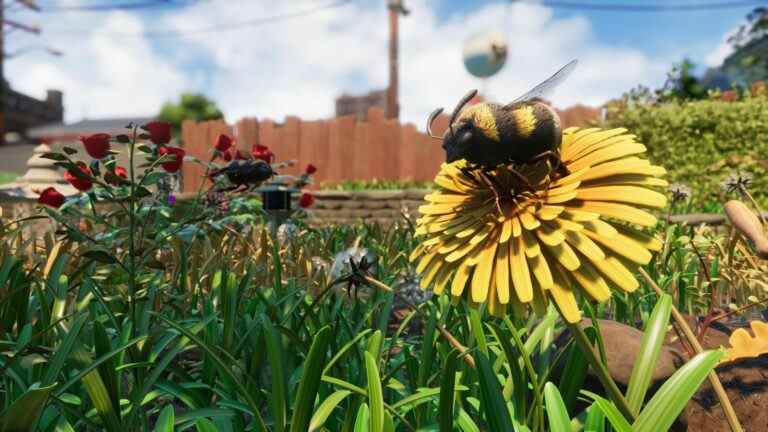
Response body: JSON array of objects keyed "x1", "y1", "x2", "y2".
[{"x1": 567, "y1": 321, "x2": 636, "y2": 422}]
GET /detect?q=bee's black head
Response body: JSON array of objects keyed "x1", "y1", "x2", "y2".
[{"x1": 442, "y1": 120, "x2": 476, "y2": 163}]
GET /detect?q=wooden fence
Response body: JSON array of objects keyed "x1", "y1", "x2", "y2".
[{"x1": 180, "y1": 105, "x2": 601, "y2": 192}]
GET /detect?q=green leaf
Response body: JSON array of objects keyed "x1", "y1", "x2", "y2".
[
  {"x1": 353, "y1": 404, "x2": 370, "y2": 432},
  {"x1": 0, "y1": 383, "x2": 57, "y2": 432},
  {"x1": 194, "y1": 419, "x2": 218, "y2": 432},
  {"x1": 82, "y1": 250, "x2": 119, "y2": 265},
  {"x1": 154, "y1": 405, "x2": 175, "y2": 432},
  {"x1": 438, "y1": 350, "x2": 460, "y2": 432},
  {"x1": 584, "y1": 402, "x2": 606, "y2": 432},
  {"x1": 581, "y1": 391, "x2": 632, "y2": 432},
  {"x1": 633, "y1": 350, "x2": 724, "y2": 432},
  {"x1": 365, "y1": 351, "x2": 385, "y2": 432},
  {"x1": 626, "y1": 293, "x2": 672, "y2": 414},
  {"x1": 62, "y1": 147, "x2": 78, "y2": 155},
  {"x1": 141, "y1": 172, "x2": 165, "y2": 186},
  {"x1": 40, "y1": 152, "x2": 68, "y2": 161},
  {"x1": 264, "y1": 320, "x2": 287, "y2": 432},
  {"x1": 156, "y1": 315, "x2": 268, "y2": 431},
  {"x1": 543, "y1": 382, "x2": 570, "y2": 432},
  {"x1": 366, "y1": 330, "x2": 383, "y2": 360},
  {"x1": 290, "y1": 326, "x2": 332, "y2": 432},
  {"x1": 308, "y1": 390, "x2": 352, "y2": 431},
  {"x1": 194, "y1": 418, "x2": 218, "y2": 432},
  {"x1": 475, "y1": 351, "x2": 514, "y2": 431}
]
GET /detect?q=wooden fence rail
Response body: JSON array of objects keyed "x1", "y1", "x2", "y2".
[{"x1": 179, "y1": 105, "x2": 601, "y2": 193}]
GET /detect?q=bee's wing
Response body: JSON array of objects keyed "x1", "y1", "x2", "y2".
[{"x1": 505, "y1": 59, "x2": 578, "y2": 107}]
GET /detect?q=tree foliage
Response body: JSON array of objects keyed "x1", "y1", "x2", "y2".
[{"x1": 159, "y1": 93, "x2": 224, "y2": 135}]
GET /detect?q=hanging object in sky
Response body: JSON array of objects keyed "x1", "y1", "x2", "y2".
[{"x1": 462, "y1": 31, "x2": 508, "y2": 78}]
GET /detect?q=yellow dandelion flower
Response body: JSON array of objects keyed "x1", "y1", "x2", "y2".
[{"x1": 410, "y1": 127, "x2": 667, "y2": 323}]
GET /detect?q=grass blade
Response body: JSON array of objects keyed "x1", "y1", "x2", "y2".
[
  {"x1": 581, "y1": 391, "x2": 632, "y2": 432},
  {"x1": 0, "y1": 383, "x2": 57, "y2": 432},
  {"x1": 308, "y1": 390, "x2": 352, "y2": 431},
  {"x1": 438, "y1": 350, "x2": 460, "y2": 432},
  {"x1": 543, "y1": 382, "x2": 570, "y2": 432},
  {"x1": 626, "y1": 293, "x2": 672, "y2": 413},
  {"x1": 365, "y1": 351, "x2": 385, "y2": 432},
  {"x1": 475, "y1": 351, "x2": 514, "y2": 431},
  {"x1": 264, "y1": 319, "x2": 287, "y2": 432},
  {"x1": 633, "y1": 350, "x2": 724, "y2": 432},
  {"x1": 154, "y1": 405, "x2": 175, "y2": 432},
  {"x1": 290, "y1": 326, "x2": 333, "y2": 432}
]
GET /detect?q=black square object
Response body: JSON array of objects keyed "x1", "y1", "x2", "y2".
[{"x1": 261, "y1": 190, "x2": 292, "y2": 211}]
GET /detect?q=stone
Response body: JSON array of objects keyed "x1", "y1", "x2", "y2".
[
  {"x1": 555, "y1": 319, "x2": 685, "y2": 387},
  {"x1": 355, "y1": 191, "x2": 405, "y2": 200}
]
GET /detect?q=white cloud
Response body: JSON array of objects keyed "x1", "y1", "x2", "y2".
[
  {"x1": 163, "y1": 0, "x2": 669, "y2": 128},
  {"x1": 705, "y1": 29, "x2": 737, "y2": 67},
  {"x1": 6, "y1": 0, "x2": 670, "y2": 128},
  {"x1": 6, "y1": 9, "x2": 191, "y2": 122}
]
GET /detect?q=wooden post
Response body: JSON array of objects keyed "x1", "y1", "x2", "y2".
[{"x1": 386, "y1": 0, "x2": 408, "y2": 120}]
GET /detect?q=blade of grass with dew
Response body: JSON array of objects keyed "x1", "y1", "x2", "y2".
[
  {"x1": 626, "y1": 293, "x2": 672, "y2": 414},
  {"x1": 290, "y1": 325, "x2": 333, "y2": 432},
  {"x1": 543, "y1": 382, "x2": 571, "y2": 432},
  {"x1": 633, "y1": 350, "x2": 724, "y2": 432}
]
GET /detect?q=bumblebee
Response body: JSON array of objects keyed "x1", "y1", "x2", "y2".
[
  {"x1": 210, "y1": 158, "x2": 274, "y2": 192},
  {"x1": 427, "y1": 60, "x2": 578, "y2": 189}
]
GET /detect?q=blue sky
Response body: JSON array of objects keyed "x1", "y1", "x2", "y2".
[{"x1": 6, "y1": 0, "x2": 755, "y2": 127}]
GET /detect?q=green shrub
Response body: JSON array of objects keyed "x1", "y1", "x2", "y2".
[{"x1": 601, "y1": 93, "x2": 768, "y2": 208}]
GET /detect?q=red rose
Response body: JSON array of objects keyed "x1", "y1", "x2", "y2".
[
  {"x1": 252, "y1": 144, "x2": 274, "y2": 163},
  {"x1": 64, "y1": 163, "x2": 93, "y2": 192},
  {"x1": 298, "y1": 192, "x2": 315, "y2": 208},
  {"x1": 215, "y1": 134, "x2": 233, "y2": 152},
  {"x1": 305, "y1": 163, "x2": 317, "y2": 175},
  {"x1": 106, "y1": 166, "x2": 128, "y2": 186},
  {"x1": 221, "y1": 148, "x2": 233, "y2": 162},
  {"x1": 80, "y1": 133, "x2": 111, "y2": 159},
  {"x1": 38, "y1": 187, "x2": 65, "y2": 208},
  {"x1": 158, "y1": 146, "x2": 185, "y2": 173},
  {"x1": 144, "y1": 121, "x2": 172, "y2": 145}
]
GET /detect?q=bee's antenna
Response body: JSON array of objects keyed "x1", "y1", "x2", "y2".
[
  {"x1": 449, "y1": 89, "x2": 478, "y2": 126},
  {"x1": 426, "y1": 107, "x2": 444, "y2": 139}
]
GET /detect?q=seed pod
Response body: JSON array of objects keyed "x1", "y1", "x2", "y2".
[{"x1": 724, "y1": 200, "x2": 768, "y2": 259}]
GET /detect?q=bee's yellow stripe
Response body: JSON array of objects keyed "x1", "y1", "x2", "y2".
[
  {"x1": 512, "y1": 105, "x2": 536, "y2": 138},
  {"x1": 460, "y1": 104, "x2": 500, "y2": 142}
]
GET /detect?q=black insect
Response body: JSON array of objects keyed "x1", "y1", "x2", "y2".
[{"x1": 210, "y1": 158, "x2": 275, "y2": 192}]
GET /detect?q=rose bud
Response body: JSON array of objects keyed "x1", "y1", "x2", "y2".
[
  {"x1": 38, "y1": 187, "x2": 65, "y2": 208},
  {"x1": 64, "y1": 162, "x2": 94, "y2": 192},
  {"x1": 221, "y1": 148, "x2": 233, "y2": 162},
  {"x1": 144, "y1": 121, "x2": 172, "y2": 145},
  {"x1": 80, "y1": 133, "x2": 111, "y2": 159},
  {"x1": 106, "y1": 166, "x2": 129, "y2": 186},
  {"x1": 305, "y1": 163, "x2": 317, "y2": 175},
  {"x1": 158, "y1": 146, "x2": 185, "y2": 173},
  {"x1": 215, "y1": 134, "x2": 234, "y2": 152},
  {"x1": 252, "y1": 144, "x2": 275, "y2": 163},
  {"x1": 298, "y1": 192, "x2": 315, "y2": 208}
]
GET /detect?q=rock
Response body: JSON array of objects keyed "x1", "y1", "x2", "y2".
[{"x1": 556, "y1": 319, "x2": 685, "y2": 387}]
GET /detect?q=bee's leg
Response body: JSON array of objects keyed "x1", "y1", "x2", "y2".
[
  {"x1": 478, "y1": 170, "x2": 504, "y2": 215},
  {"x1": 528, "y1": 150, "x2": 570, "y2": 179},
  {"x1": 506, "y1": 167, "x2": 537, "y2": 193}
]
